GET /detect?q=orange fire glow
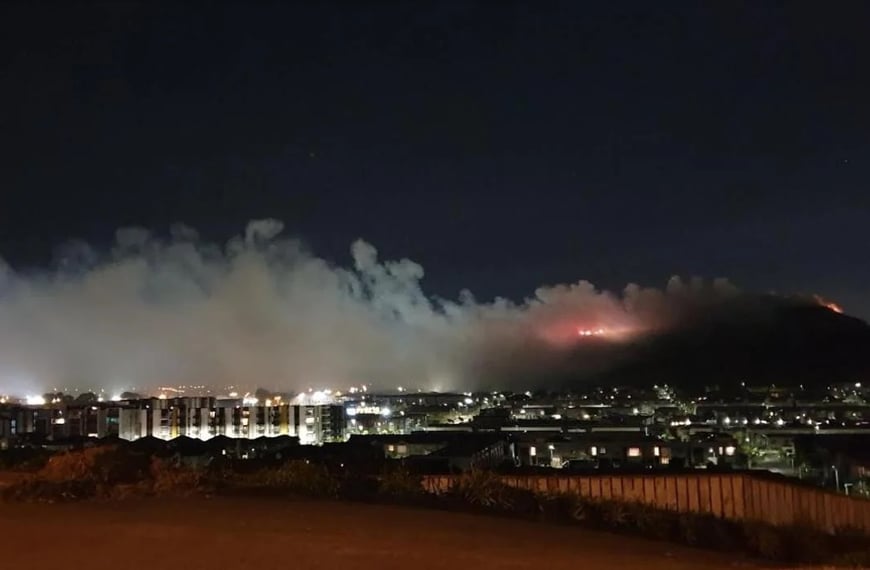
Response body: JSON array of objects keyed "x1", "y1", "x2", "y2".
[
  {"x1": 814, "y1": 295, "x2": 844, "y2": 314},
  {"x1": 577, "y1": 327, "x2": 606, "y2": 337}
]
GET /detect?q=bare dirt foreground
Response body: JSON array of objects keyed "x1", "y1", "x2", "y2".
[{"x1": 0, "y1": 497, "x2": 763, "y2": 570}]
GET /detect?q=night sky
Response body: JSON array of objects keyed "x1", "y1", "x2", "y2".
[{"x1": 2, "y1": 2, "x2": 869, "y2": 316}]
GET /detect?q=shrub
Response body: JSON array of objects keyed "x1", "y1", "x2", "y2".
[
  {"x1": 91, "y1": 447, "x2": 151, "y2": 485},
  {"x1": 675, "y1": 513, "x2": 700, "y2": 545},
  {"x1": 378, "y1": 466, "x2": 423, "y2": 500},
  {"x1": 832, "y1": 548, "x2": 870, "y2": 568},
  {"x1": 231, "y1": 460, "x2": 339, "y2": 497},
  {"x1": 833, "y1": 524, "x2": 870, "y2": 551},
  {"x1": 631, "y1": 504, "x2": 677, "y2": 541},
  {"x1": 1, "y1": 478, "x2": 97, "y2": 503},
  {"x1": 743, "y1": 521, "x2": 787, "y2": 560},
  {"x1": 450, "y1": 470, "x2": 514, "y2": 509},
  {"x1": 695, "y1": 515, "x2": 742, "y2": 552},
  {"x1": 600, "y1": 500, "x2": 634, "y2": 530},
  {"x1": 448, "y1": 470, "x2": 540, "y2": 517},
  {"x1": 0, "y1": 448, "x2": 51, "y2": 471},
  {"x1": 568, "y1": 497, "x2": 604, "y2": 525},
  {"x1": 33, "y1": 445, "x2": 151, "y2": 485},
  {"x1": 780, "y1": 524, "x2": 833, "y2": 564},
  {"x1": 38, "y1": 447, "x2": 107, "y2": 482},
  {"x1": 538, "y1": 493, "x2": 577, "y2": 523},
  {"x1": 149, "y1": 457, "x2": 205, "y2": 496},
  {"x1": 338, "y1": 474, "x2": 379, "y2": 500}
]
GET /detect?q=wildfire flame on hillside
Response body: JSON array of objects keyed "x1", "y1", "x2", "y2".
[
  {"x1": 577, "y1": 327, "x2": 607, "y2": 337},
  {"x1": 814, "y1": 295, "x2": 844, "y2": 314}
]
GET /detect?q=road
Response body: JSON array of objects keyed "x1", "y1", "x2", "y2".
[{"x1": 0, "y1": 497, "x2": 761, "y2": 569}]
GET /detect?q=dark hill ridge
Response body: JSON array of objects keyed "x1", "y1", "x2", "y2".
[{"x1": 589, "y1": 297, "x2": 870, "y2": 390}]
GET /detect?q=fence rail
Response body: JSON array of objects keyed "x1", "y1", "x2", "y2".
[{"x1": 421, "y1": 473, "x2": 870, "y2": 535}]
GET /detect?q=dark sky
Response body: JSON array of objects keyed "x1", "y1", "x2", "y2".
[{"x1": 2, "y1": 1, "x2": 869, "y2": 315}]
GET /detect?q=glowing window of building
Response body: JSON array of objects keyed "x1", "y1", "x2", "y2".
[
  {"x1": 627, "y1": 447, "x2": 641, "y2": 458},
  {"x1": 653, "y1": 446, "x2": 661, "y2": 457},
  {"x1": 590, "y1": 446, "x2": 597, "y2": 457},
  {"x1": 529, "y1": 446, "x2": 537, "y2": 457}
]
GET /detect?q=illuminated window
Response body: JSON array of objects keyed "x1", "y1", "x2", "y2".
[
  {"x1": 530, "y1": 446, "x2": 537, "y2": 457},
  {"x1": 725, "y1": 445, "x2": 736, "y2": 456},
  {"x1": 627, "y1": 447, "x2": 641, "y2": 458},
  {"x1": 653, "y1": 446, "x2": 661, "y2": 457},
  {"x1": 590, "y1": 446, "x2": 597, "y2": 457},
  {"x1": 599, "y1": 446, "x2": 606, "y2": 455}
]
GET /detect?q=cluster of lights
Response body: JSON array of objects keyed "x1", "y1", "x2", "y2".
[{"x1": 577, "y1": 327, "x2": 606, "y2": 337}]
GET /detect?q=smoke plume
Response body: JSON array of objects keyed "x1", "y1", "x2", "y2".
[{"x1": 0, "y1": 220, "x2": 794, "y2": 396}]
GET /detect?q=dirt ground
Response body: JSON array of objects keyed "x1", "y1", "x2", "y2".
[{"x1": 0, "y1": 497, "x2": 763, "y2": 569}]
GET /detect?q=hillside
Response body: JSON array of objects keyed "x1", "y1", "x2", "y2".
[{"x1": 591, "y1": 298, "x2": 870, "y2": 390}]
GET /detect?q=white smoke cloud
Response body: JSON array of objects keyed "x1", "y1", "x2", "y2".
[{"x1": 0, "y1": 220, "x2": 743, "y2": 396}]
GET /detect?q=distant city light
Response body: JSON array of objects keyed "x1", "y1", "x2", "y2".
[{"x1": 25, "y1": 395, "x2": 46, "y2": 405}]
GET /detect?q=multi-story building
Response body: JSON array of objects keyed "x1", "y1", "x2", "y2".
[
  {"x1": 117, "y1": 398, "x2": 345, "y2": 444},
  {"x1": 0, "y1": 398, "x2": 345, "y2": 446}
]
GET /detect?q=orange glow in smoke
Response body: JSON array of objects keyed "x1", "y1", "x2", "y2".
[
  {"x1": 577, "y1": 327, "x2": 606, "y2": 337},
  {"x1": 814, "y1": 295, "x2": 844, "y2": 314}
]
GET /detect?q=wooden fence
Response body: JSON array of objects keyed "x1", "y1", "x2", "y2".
[{"x1": 421, "y1": 473, "x2": 870, "y2": 535}]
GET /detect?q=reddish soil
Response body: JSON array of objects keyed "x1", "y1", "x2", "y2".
[{"x1": 0, "y1": 497, "x2": 763, "y2": 569}]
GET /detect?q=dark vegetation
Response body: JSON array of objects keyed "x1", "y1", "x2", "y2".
[
  {"x1": 595, "y1": 302, "x2": 870, "y2": 389},
  {"x1": 2, "y1": 446, "x2": 869, "y2": 566}
]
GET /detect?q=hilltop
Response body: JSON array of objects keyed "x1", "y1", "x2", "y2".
[{"x1": 589, "y1": 298, "x2": 870, "y2": 391}]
